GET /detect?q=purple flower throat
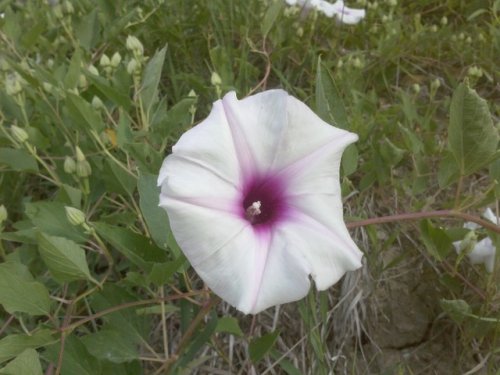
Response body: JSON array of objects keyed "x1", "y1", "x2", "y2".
[{"x1": 240, "y1": 172, "x2": 288, "y2": 227}]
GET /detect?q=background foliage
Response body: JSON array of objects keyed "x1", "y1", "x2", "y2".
[{"x1": 0, "y1": 0, "x2": 499, "y2": 373}]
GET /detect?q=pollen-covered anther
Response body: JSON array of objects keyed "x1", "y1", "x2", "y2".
[{"x1": 245, "y1": 201, "x2": 262, "y2": 223}]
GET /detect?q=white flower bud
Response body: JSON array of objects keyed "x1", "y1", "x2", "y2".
[
  {"x1": 211, "y1": 72, "x2": 222, "y2": 86},
  {"x1": 0, "y1": 205, "x2": 7, "y2": 225},
  {"x1": 88, "y1": 64, "x2": 99, "y2": 76},
  {"x1": 76, "y1": 160, "x2": 91, "y2": 177},
  {"x1": 440, "y1": 16, "x2": 448, "y2": 26},
  {"x1": 126, "y1": 35, "x2": 144, "y2": 56},
  {"x1": 64, "y1": 156, "x2": 76, "y2": 174},
  {"x1": 11, "y1": 125, "x2": 29, "y2": 143},
  {"x1": 127, "y1": 59, "x2": 139, "y2": 75},
  {"x1": 99, "y1": 54, "x2": 110, "y2": 67},
  {"x1": 412, "y1": 83, "x2": 421, "y2": 94},
  {"x1": 430, "y1": 25, "x2": 438, "y2": 32},
  {"x1": 43, "y1": 82, "x2": 53, "y2": 93},
  {"x1": 110, "y1": 52, "x2": 122, "y2": 67},
  {"x1": 91, "y1": 96, "x2": 104, "y2": 109},
  {"x1": 75, "y1": 146, "x2": 86, "y2": 162},
  {"x1": 430, "y1": 78, "x2": 441, "y2": 91},
  {"x1": 64, "y1": 1, "x2": 74, "y2": 14},
  {"x1": 5, "y1": 73, "x2": 23, "y2": 96},
  {"x1": 78, "y1": 74, "x2": 87, "y2": 88},
  {"x1": 65, "y1": 206, "x2": 86, "y2": 226}
]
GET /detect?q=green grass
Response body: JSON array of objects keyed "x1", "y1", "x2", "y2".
[{"x1": 0, "y1": 0, "x2": 499, "y2": 373}]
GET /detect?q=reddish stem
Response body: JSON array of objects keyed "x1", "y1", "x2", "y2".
[{"x1": 347, "y1": 209, "x2": 500, "y2": 234}]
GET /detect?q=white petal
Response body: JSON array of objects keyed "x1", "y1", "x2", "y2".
[
  {"x1": 220, "y1": 90, "x2": 288, "y2": 175},
  {"x1": 273, "y1": 95, "x2": 358, "y2": 175},
  {"x1": 469, "y1": 237, "x2": 496, "y2": 273},
  {"x1": 482, "y1": 207, "x2": 499, "y2": 225},
  {"x1": 160, "y1": 197, "x2": 247, "y2": 267},
  {"x1": 331, "y1": 1, "x2": 366, "y2": 24},
  {"x1": 158, "y1": 100, "x2": 239, "y2": 188},
  {"x1": 196, "y1": 226, "x2": 312, "y2": 314},
  {"x1": 284, "y1": 199, "x2": 362, "y2": 288},
  {"x1": 463, "y1": 221, "x2": 480, "y2": 230}
]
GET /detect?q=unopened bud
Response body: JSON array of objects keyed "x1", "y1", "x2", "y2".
[
  {"x1": 110, "y1": 52, "x2": 122, "y2": 67},
  {"x1": 87, "y1": 64, "x2": 99, "y2": 76},
  {"x1": 91, "y1": 96, "x2": 104, "y2": 110},
  {"x1": 78, "y1": 74, "x2": 87, "y2": 88},
  {"x1": 412, "y1": 83, "x2": 421, "y2": 94},
  {"x1": 64, "y1": 1, "x2": 74, "y2": 14},
  {"x1": 430, "y1": 78, "x2": 441, "y2": 91},
  {"x1": 76, "y1": 160, "x2": 91, "y2": 177},
  {"x1": 11, "y1": 125, "x2": 29, "y2": 143},
  {"x1": 65, "y1": 206, "x2": 86, "y2": 226},
  {"x1": 0, "y1": 205, "x2": 7, "y2": 225},
  {"x1": 430, "y1": 25, "x2": 438, "y2": 33},
  {"x1": 440, "y1": 16, "x2": 447, "y2": 26},
  {"x1": 126, "y1": 35, "x2": 144, "y2": 55},
  {"x1": 211, "y1": 72, "x2": 222, "y2": 86},
  {"x1": 99, "y1": 54, "x2": 110, "y2": 67},
  {"x1": 53, "y1": 4, "x2": 64, "y2": 19},
  {"x1": 75, "y1": 146, "x2": 85, "y2": 162},
  {"x1": 64, "y1": 156, "x2": 76, "y2": 174},
  {"x1": 5, "y1": 73, "x2": 23, "y2": 96},
  {"x1": 127, "y1": 59, "x2": 139, "y2": 75},
  {"x1": 43, "y1": 82, "x2": 53, "y2": 93}
]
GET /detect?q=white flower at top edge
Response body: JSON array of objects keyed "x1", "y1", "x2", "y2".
[
  {"x1": 158, "y1": 89, "x2": 363, "y2": 314},
  {"x1": 285, "y1": 0, "x2": 366, "y2": 24},
  {"x1": 454, "y1": 208, "x2": 498, "y2": 273}
]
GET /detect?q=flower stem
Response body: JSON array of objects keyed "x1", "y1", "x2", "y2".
[{"x1": 347, "y1": 209, "x2": 500, "y2": 234}]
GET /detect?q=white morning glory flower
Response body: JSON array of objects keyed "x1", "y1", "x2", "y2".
[
  {"x1": 285, "y1": 0, "x2": 366, "y2": 24},
  {"x1": 453, "y1": 208, "x2": 498, "y2": 273},
  {"x1": 158, "y1": 90, "x2": 363, "y2": 314}
]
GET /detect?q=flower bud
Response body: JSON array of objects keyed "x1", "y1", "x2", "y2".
[
  {"x1": 65, "y1": 206, "x2": 86, "y2": 226},
  {"x1": 430, "y1": 78, "x2": 441, "y2": 91},
  {"x1": 11, "y1": 125, "x2": 29, "y2": 143},
  {"x1": 99, "y1": 54, "x2": 110, "y2": 67},
  {"x1": 110, "y1": 52, "x2": 122, "y2": 67},
  {"x1": 0, "y1": 205, "x2": 7, "y2": 225},
  {"x1": 5, "y1": 73, "x2": 23, "y2": 96},
  {"x1": 126, "y1": 35, "x2": 144, "y2": 56},
  {"x1": 75, "y1": 146, "x2": 86, "y2": 162},
  {"x1": 412, "y1": 83, "x2": 421, "y2": 94},
  {"x1": 211, "y1": 71, "x2": 222, "y2": 86},
  {"x1": 92, "y1": 96, "x2": 104, "y2": 110},
  {"x1": 76, "y1": 160, "x2": 91, "y2": 177},
  {"x1": 64, "y1": 156, "x2": 76, "y2": 174},
  {"x1": 127, "y1": 59, "x2": 139, "y2": 75},
  {"x1": 78, "y1": 74, "x2": 87, "y2": 88},
  {"x1": 0, "y1": 57, "x2": 9, "y2": 71},
  {"x1": 64, "y1": 1, "x2": 74, "y2": 14},
  {"x1": 88, "y1": 64, "x2": 99, "y2": 76},
  {"x1": 430, "y1": 25, "x2": 438, "y2": 32},
  {"x1": 440, "y1": 16, "x2": 447, "y2": 26},
  {"x1": 53, "y1": 4, "x2": 64, "y2": 19},
  {"x1": 43, "y1": 82, "x2": 53, "y2": 93}
]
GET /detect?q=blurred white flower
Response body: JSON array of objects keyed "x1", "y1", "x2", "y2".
[
  {"x1": 158, "y1": 89, "x2": 363, "y2": 314},
  {"x1": 285, "y1": 0, "x2": 366, "y2": 24},
  {"x1": 454, "y1": 208, "x2": 498, "y2": 273}
]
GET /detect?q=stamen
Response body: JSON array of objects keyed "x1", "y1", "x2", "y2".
[{"x1": 245, "y1": 201, "x2": 262, "y2": 223}]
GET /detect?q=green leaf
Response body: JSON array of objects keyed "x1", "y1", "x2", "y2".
[
  {"x1": 87, "y1": 74, "x2": 132, "y2": 110},
  {"x1": 440, "y1": 299, "x2": 472, "y2": 324},
  {"x1": 101, "y1": 159, "x2": 136, "y2": 196},
  {"x1": 0, "y1": 330, "x2": 55, "y2": 364},
  {"x1": 215, "y1": 317, "x2": 244, "y2": 337},
  {"x1": 76, "y1": 9, "x2": 100, "y2": 51},
  {"x1": 64, "y1": 49, "x2": 82, "y2": 89},
  {"x1": 420, "y1": 220, "x2": 452, "y2": 261},
  {"x1": 148, "y1": 256, "x2": 186, "y2": 286},
  {"x1": 448, "y1": 82, "x2": 499, "y2": 176},
  {"x1": 438, "y1": 150, "x2": 461, "y2": 188},
  {"x1": 137, "y1": 171, "x2": 169, "y2": 249},
  {"x1": 25, "y1": 201, "x2": 87, "y2": 243},
  {"x1": 315, "y1": 58, "x2": 349, "y2": 129},
  {"x1": 66, "y1": 93, "x2": 105, "y2": 132},
  {"x1": 0, "y1": 262, "x2": 51, "y2": 316},
  {"x1": 82, "y1": 329, "x2": 138, "y2": 363},
  {"x1": 249, "y1": 330, "x2": 280, "y2": 364},
  {"x1": 261, "y1": 0, "x2": 284, "y2": 37},
  {"x1": 342, "y1": 144, "x2": 359, "y2": 176},
  {"x1": 44, "y1": 335, "x2": 101, "y2": 375},
  {"x1": 37, "y1": 233, "x2": 95, "y2": 284},
  {"x1": 93, "y1": 222, "x2": 167, "y2": 270},
  {"x1": 140, "y1": 45, "x2": 167, "y2": 112},
  {"x1": 0, "y1": 349, "x2": 43, "y2": 375},
  {"x1": 0, "y1": 148, "x2": 38, "y2": 172}
]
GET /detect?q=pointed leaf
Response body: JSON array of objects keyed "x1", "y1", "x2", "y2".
[
  {"x1": 37, "y1": 233, "x2": 95, "y2": 284},
  {"x1": 0, "y1": 262, "x2": 51, "y2": 316},
  {"x1": 138, "y1": 171, "x2": 170, "y2": 249},
  {"x1": 249, "y1": 330, "x2": 280, "y2": 363},
  {"x1": 0, "y1": 349, "x2": 43, "y2": 375},
  {"x1": 140, "y1": 45, "x2": 167, "y2": 111},
  {"x1": 0, "y1": 148, "x2": 38, "y2": 172},
  {"x1": 82, "y1": 329, "x2": 138, "y2": 363},
  {"x1": 448, "y1": 82, "x2": 498, "y2": 176},
  {"x1": 0, "y1": 330, "x2": 55, "y2": 364}
]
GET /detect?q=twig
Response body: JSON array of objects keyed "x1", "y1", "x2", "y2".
[{"x1": 347, "y1": 209, "x2": 500, "y2": 234}]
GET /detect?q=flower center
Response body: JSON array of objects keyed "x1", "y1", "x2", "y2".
[{"x1": 241, "y1": 174, "x2": 287, "y2": 226}]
